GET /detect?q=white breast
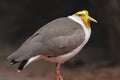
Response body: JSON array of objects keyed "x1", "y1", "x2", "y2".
[{"x1": 55, "y1": 15, "x2": 91, "y2": 63}]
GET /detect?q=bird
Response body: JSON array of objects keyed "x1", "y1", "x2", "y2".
[{"x1": 7, "y1": 10, "x2": 97, "y2": 80}]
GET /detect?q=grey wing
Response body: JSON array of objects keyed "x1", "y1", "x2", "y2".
[
  {"x1": 42, "y1": 29, "x2": 85, "y2": 56},
  {"x1": 8, "y1": 17, "x2": 85, "y2": 61},
  {"x1": 27, "y1": 17, "x2": 86, "y2": 56}
]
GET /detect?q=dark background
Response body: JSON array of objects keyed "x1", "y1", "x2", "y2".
[{"x1": 0, "y1": 0, "x2": 120, "y2": 80}]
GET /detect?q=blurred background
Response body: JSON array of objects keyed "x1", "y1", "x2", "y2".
[{"x1": 0, "y1": 0, "x2": 120, "y2": 80}]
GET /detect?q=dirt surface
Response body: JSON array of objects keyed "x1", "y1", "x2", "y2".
[{"x1": 0, "y1": 60, "x2": 120, "y2": 80}]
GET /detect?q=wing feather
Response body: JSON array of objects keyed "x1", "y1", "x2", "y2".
[{"x1": 8, "y1": 17, "x2": 85, "y2": 61}]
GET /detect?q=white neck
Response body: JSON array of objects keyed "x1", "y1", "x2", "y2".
[{"x1": 68, "y1": 14, "x2": 91, "y2": 39}]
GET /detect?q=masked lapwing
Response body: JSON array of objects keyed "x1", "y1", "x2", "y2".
[{"x1": 7, "y1": 10, "x2": 97, "y2": 80}]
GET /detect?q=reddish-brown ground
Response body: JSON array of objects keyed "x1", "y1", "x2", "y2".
[{"x1": 1, "y1": 60, "x2": 120, "y2": 80}]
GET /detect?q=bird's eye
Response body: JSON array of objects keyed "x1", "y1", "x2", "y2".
[{"x1": 79, "y1": 14, "x2": 84, "y2": 16}]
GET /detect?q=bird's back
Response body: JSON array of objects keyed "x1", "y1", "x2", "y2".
[{"x1": 8, "y1": 17, "x2": 85, "y2": 62}]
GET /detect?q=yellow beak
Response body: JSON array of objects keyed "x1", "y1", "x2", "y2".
[{"x1": 88, "y1": 16, "x2": 97, "y2": 23}]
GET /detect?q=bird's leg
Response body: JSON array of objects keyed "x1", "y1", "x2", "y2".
[{"x1": 55, "y1": 63, "x2": 63, "y2": 80}]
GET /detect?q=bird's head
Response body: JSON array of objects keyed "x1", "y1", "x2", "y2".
[{"x1": 75, "y1": 10, "x2": 97, "y2": 28}]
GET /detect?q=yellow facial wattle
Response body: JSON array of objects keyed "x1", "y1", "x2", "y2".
[{"x1": 75, "y1": 10, "x2": 97, "y2": 28}]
